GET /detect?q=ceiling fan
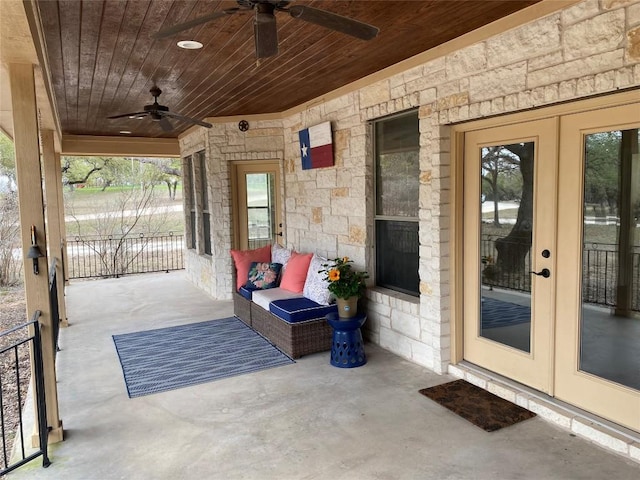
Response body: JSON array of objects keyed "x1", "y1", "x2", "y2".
[
  {"x1": 107, "y1": 86, "x2": 213, "y2": 131},
  {"x1": 152, "y1": 0, "x2": 380, "y2": 58}
]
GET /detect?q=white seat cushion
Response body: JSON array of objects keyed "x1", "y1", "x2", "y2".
[{"x1": 251, "y1": 288, "x2": 303, "y2": 311}]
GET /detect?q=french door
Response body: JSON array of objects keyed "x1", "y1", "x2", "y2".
[
  {"x1": 232, "y1": 161, "x2": 282, "y2": 250},
  {"x1": 463, "y1": 118, "x2": 558, "y2": 393},
  {"x1": 554, "y1": 104, "x2": 640, "y2": 431},
  {"x1": 462, "y1": 100, "x2": 640, "y2": 431}
]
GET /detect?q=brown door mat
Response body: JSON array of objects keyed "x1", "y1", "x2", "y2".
[{"x1": 419, "y1": 379, "x2": 536, "y2": 432}]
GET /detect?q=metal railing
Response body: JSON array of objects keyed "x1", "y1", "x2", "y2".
[
  {"x1": 48, "y1": 259, "x2": 60, "y2": 356},
  {"x1": 0, "y1": 311, "x2": 50, "y2": 476},
  {"x1": 67, "y1": 233, "x2": 184, "y2": 280},
  {"x1": 582, "y1": 243, "x2": 640, "y2": 311},
  {"x1": 480, "y1": 235, "x2": 532, "y2": 292},
  {"x1": 481, "y1": 235, "x2": 640, "y2": 311}
]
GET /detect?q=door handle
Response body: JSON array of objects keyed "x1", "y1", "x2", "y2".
[{"x1": 530, "y1": 268, "x2": 550, "y2": 278}]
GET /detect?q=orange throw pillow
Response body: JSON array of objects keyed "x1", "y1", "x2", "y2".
[
  {"x1": 279, "y1": 251, "x2": 313, "y2": 293},
  {"x1": 230, "y1": 245, "x2": 272, "y2": 291}
]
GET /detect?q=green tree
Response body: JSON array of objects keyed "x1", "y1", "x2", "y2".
[
  {"x1": 137, "y1": 157, "x2": 181, "y2": 199},
  {"x1": 62, "y1": 156, "x2": 116, "y2": 189},
  {"x1": 584, "y1": 132, "x2": 620, "y2": 216},
  {"x1": 492, "y1": 142, "x2": 534, "y2": 274},
  {"x1": 482, "y1": 146, "x2": 521, "y2": 226},
  {"x1": 0, "y1": 133, "x2": 17, "y2": 190},
  {"x1": 62, "y1": 156, "x2": 180, "y2": 196}
]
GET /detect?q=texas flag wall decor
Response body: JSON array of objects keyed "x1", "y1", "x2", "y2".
[{"x1": 298, "y1": 121, "x2": 334, "y2": 170}]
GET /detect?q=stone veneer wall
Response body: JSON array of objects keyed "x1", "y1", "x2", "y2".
[
  {"x1": 179, "y1": 120, "x2": 286, "y2": 300},
  {"x1": 180, "y1": 0, "x2": 640, "y2": 373}
]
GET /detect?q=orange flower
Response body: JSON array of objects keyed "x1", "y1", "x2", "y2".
[
  {"x1": 328, "y1": 269, "x2": 341, "y2": 282},
  {"x1": 342, "y1": 256, "x2": 349, "y2": 263}
]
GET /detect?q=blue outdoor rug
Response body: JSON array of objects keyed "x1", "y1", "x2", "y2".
[
  {"x1": 112, "y1": 317, "x2": 294, "y2": 398},
  {"x1": 481, "y1": 297, "x2": 531, "y2": 329}
]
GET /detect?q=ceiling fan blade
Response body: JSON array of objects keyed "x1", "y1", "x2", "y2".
[
  {"x1": 107, "y1": 112, "x2": 148, "y2": 119},
  {"x1": 158, "y1": 116, "x2": 174, "y2": 132},
  {"x1": 288, "y1": 5, "x2": 379, "y2": 41},
  {"x1": 162, "y1": 111, "x2": 213, "y2": 129},
  {"x1": 254, "y1": 8, "x2": 278, "y2": 58},
  {"x1": 152, "y1": 9, "x2": 238, "y2": 39}
]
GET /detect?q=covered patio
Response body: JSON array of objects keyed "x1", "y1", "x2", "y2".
[
  {"x1": 2, "y1": 0, "x2": 640, "y2": 472},
  {"x1": 11, "y1": 272, "x2": 640, "y2": 478}
]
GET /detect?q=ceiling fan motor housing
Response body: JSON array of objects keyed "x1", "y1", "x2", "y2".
[
  {"x1": 145, "y1": 103, "x2": 169, "y2": 113},
  {"x1": 256, "y1": 3, "x2": 275, "y2": 23},
  {"x1": 108, "y1": 86, "x2": 212, "y2": 130},
  {"x1": 237, "y1": 0, "x2": 290, "y2": 9}
]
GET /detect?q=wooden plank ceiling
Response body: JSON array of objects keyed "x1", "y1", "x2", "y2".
[{"x1": 33, "y1": 0, "x2": 540, "y2": 139}]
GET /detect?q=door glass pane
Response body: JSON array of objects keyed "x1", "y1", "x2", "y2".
[
  {"x1": 246, "y1": 173, "x2": 275, "y2": 249},
  {"x1": 580, "y1": 128, "x2": 640, "y2": 391},
  {"x1": 479, "y1": 142, "x2": 534, "y2": 353}
]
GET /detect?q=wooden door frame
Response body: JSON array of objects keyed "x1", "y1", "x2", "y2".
[{"x1": 230, "y1": 160, "x2": 283, "y2": 251}]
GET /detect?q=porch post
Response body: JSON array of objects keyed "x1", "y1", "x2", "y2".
[
  {"x1": 55, "y1": 152, "x2": 70, "y2": 286},
  {"x1": 42, "y1": 129, "x2": 68, "y2": 327},
  {"x1": 9, "y1": 63, "x2": 64, "y2": 445}
]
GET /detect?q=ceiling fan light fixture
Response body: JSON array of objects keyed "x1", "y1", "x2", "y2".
[{"x1": 177, "y1": 40, "x2": 203, "y2": 50}]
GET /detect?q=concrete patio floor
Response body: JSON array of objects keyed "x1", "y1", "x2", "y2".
[{"x1": 11, "y1": 271, "x2": 640, "y2": 479}]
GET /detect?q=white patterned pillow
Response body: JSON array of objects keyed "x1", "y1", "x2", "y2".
[
  {"x1": 303, "y1": 254, "x2": 332, "y2": 306},
  {"x1": 272, "y1": 243, "x2": 292, "y2": 268}
]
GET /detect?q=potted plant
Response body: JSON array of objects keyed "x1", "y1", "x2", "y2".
[
  {"x1": 482, "y1": 255, "x2": 497, "y2": 290},
  {"x1": 320, "y1": 257, "x2": 369, "y2": 318}
]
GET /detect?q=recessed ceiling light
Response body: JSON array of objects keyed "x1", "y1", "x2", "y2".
[
  {"x1": 119, "y1": 130, "x2": 132, "y2": 135},
  {"x1": 177, "y1": 40, "x2": 203, "y2": 50}
]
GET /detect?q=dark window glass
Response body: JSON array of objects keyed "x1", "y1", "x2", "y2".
[
  {"x1": 189, "y1": 211, "x2": 196, "y2": 249},
  {"x1": 198, "y1": 151, "x2": 211, "y2": 255},
  {"x1": 200, "y1": 152, "x2": 208, "y2": 207},
  {"x1": 202, "y1": 212, "x2": 211, "y2": 255},
  {"x1": 374, "y1": 111, "x2": 420, "y2": 296},
  {"x1": 375, "y1": 220, "x2": 419, "y2": 295},
  {"x1": 184, "y1": 155, "x2": 196, "y2": 250}
]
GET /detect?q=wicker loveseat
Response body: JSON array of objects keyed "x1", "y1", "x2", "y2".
[
  {"x1": 233, "y1": 290, "x2": 334, "y2": 358},
  {"x1": 231, "y1": 245, "x2": 337, "y2": 359}
]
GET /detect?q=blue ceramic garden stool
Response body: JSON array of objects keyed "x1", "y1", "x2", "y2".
[{"x1": 326, "y1": 312, "x2": 367, "y2": 368}]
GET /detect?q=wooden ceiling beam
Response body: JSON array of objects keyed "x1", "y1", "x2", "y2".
[{"x1": 61, "y1": 135, "x2": 180, "y2": 157}]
